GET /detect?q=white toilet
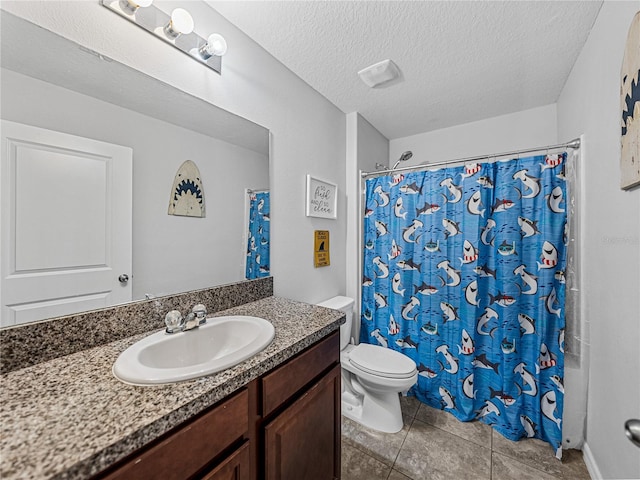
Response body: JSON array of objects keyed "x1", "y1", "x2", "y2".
[{"x1": 317, "y1": 296, "x2": 418, "y2": 433}]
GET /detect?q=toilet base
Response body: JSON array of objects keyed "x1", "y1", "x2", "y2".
[{"x1": 341, "y1": 390, "x2": 404, "y2": 433}]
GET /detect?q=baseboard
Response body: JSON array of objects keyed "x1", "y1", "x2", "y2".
[{"x1": 582, "y1": 441, "x2": 602, "y2": 480}]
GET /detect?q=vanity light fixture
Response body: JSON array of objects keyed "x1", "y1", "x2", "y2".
[{"x1": 101, "y1": 0, "x2": 226, "y2": 74}]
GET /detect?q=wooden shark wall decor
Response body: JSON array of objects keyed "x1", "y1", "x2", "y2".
[
  {"x1": 168, "y1": 160, "x2": 205, "y2": 217},
  {"x1": 621, "y1": 11, "x2": 640, "y2": 190}
]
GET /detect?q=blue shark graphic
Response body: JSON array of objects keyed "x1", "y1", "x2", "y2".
[{"x1": 622, "y1": 69, "x2": 640, "y2": 137}]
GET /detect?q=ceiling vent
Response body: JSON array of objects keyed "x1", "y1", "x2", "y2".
[{"x1": 358, "y1": 59, "x2": 400, "y2": 88}]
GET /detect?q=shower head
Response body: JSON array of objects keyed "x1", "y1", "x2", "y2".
[
  {"x1": 392, "y1": 151, "x2": 413, "y2": 170},
  {"x1": 399, "y1": 151, "x2": 413, "y2": 162}
]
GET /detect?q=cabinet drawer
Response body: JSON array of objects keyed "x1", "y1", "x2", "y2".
[
  {"x1": 262, "y1": 331, "x2": 339, "y2": 416},
  {"x1": 101, "y1": 389, "x2": 248, "y2": 480}
]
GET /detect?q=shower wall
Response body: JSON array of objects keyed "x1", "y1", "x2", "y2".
[{"x1": 389, "y1": 104, "x2": 558, "y2": 167}]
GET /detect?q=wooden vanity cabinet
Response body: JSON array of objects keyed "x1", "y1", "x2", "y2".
[
  {"x1": 263, "y1": 365, "x2": 341, "y2": 480},
  {"x1": 260, "y1": 332, "x2": 341, "y2": 480},
  {"x1": 94, "y1": 331, "x2": 341, "y2": 480}
]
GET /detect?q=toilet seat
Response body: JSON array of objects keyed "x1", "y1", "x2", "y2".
[{"x1": 348, "y1": 343, "x2": 416, "y2": 379}]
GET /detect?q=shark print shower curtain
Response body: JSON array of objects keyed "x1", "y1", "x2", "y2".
[
  {"x1": 245, "y1": 191, "x2": 270, "y2": 279},
  {"x1": 361, "y1": 153, "x2": 567, "y2": 456}
]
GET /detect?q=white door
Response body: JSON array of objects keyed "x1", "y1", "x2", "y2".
[{"x1": 1, "y1": 120, "x2": 132, "y2": 327}]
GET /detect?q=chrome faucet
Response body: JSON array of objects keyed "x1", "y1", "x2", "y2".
[{"x1": 164, "y1": 304, "x2": 208, "y2": 334}]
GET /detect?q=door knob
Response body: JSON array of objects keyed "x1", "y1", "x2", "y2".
[
  {"x1": 625, "y1": 419, "x2": 640, "y2": 448},
  {"x1": 118, "y1": 274, "x2": 129, "y2": 284}
]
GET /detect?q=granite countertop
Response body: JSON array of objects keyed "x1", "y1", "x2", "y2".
[{"x1": 0, "y1": 296, "x2": 343, "y2": 480}]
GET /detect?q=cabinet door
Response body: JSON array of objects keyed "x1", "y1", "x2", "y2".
[
  {"x1": 201, "y1": 442, "x2": 250, "y2": 480},
  {"x1": 264, "y1": 364, "x2": 341, "y2": 480}
]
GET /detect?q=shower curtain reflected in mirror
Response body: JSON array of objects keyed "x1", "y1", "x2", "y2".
[
  {"x1": 246, "y1": 190, "x2": 270, "y2": 279},
  {"x1": 360, "y1": 154, "x2": 567, "y2": 457}
]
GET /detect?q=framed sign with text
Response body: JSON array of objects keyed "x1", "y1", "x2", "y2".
[{"x1": 305, "y1": 175, "x2": 337, "y2": 219}]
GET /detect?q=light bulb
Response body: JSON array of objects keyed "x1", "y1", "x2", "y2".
[
  {"x1": 199, "y1": 33, "x2": 227, "y2": 59},
  {"x1": 164, "y1": 8, "x2": 194, "y2": 39},
  {"x1": 122, "y1": 0, "x2": 153, "y2": 13}
]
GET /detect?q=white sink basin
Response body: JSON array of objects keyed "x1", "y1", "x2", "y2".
[{"x1": 113, "y1": 315, "x2": 275, "y2": 385}]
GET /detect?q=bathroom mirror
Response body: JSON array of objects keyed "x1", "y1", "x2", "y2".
[{"x1": 0, "y1": 12, "x2": 270, "y2": 326}]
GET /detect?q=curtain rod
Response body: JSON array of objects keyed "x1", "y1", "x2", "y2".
[{"x1": 361, "y1": 138, "x2": 581, "y2": 179}]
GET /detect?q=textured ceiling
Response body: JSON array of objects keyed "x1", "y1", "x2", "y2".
[{"x1": 208, "y1": 1, "x2": 602, "y2": 140}]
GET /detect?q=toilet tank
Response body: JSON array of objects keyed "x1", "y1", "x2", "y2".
[{"x1": 317, "y1": 296, "x2": 354, "y2": 351}]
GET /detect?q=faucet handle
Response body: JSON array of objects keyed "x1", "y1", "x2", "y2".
[
  {"x1": 192, "y1": 304, "x2": 207, "y2": 324},
  {"x1": 165, "y1": 310, "x2": 184, "y2": 333}
]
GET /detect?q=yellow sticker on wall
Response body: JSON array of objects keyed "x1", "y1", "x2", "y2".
[{"x1": 314, "y1": 230, "x2": 330, "y2": 267}]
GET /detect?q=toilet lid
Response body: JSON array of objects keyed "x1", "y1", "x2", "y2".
[{"x1": 349, "y1": 343, "x2": 416, "y2": 379}]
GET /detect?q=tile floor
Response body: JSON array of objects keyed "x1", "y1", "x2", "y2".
[{"x1": 341, "y1": 396, "x2": 591, "y2": 480}]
